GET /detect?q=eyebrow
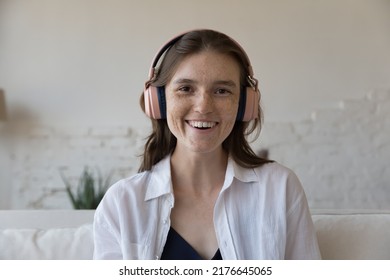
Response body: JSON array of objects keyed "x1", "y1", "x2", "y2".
[
  {"x1": 172, "y1": 78, "x2": 238, "y2": 88},
  {"x1": 172, "y1": 78, "x2": 195, "y2": 85}
]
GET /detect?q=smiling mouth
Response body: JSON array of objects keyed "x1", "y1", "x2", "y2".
[{"x1": 187, "y1": 120, "x2": 217, "y2": 129}]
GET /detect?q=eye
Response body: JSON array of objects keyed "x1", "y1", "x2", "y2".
[
  {"x1": 215, "y1": 88, "x2": 231, "y2": 95},
  {"x1": 178, "y1": 86, "x2": 192, "y2": 93}
]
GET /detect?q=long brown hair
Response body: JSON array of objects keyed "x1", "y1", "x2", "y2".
[{"x1": 139, "y1": 29, "x2": 271, "y2": 171}]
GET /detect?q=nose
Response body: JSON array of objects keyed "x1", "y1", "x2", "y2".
[{"x1": 193, "y1": 92, "x2": 213, "y2": 114}]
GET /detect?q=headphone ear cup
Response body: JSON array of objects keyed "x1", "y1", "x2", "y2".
[
  {"x1": 157, "y1": 86, "x2": 167, "y2": 119},
  {"x1": 144, "y1": 86, "x2": 166, "y2": 119},
  {"x1": 236, "y1": 87, "x2": 247, "y2": 121},
  {"x1": 240, "y1": 87, "x2": 259, "y2": 122}
]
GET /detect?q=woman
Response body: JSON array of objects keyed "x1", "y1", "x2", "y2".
[{"x1": 93, "y1": 29, "x2": 321, "y2": 260}]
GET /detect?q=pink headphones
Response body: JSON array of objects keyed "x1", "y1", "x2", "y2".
[{"x1": 143, "y1": 30, "x2": 260, "y2": 121}]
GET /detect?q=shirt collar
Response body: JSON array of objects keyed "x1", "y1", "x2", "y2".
[
  {"x1": 144, "y1": 155, "x2": 173, "y2": 201},
  {"x1": 221, "y1": 156, "x2": 259, "y2": 192},
  {"x1": 144, "y1": 154, "x2": 259, "y2": 201}
]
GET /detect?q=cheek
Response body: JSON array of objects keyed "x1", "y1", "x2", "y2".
[
  {"x1": 166, "y1": 96, "x2": 185, "y2": 117},
  {"x1": 217, "y1": 99, "x2": 240, "y2": 120},
  {"x1": 166, "y1": 97, "x2": 187, "y2": 130}
]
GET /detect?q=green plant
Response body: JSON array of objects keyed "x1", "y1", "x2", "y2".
[{"x1": 60, "y1": 167, "x2": 112, "y2": 209}]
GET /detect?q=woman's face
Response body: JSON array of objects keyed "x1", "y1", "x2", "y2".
[{"x1": 165, "y1": 50, "x2": 241, "y2": 155}]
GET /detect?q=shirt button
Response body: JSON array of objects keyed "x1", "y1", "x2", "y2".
[{"x1": 163, "y1": 219, "x2": 167, "y2": 224}]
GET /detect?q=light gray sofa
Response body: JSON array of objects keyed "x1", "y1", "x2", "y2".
[{"x1": 0, "y1": 210, "x2": 389, "y2": 260}]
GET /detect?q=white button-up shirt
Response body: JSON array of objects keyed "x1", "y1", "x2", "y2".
[{"x1": 93, "y1": 155, "x2": 321, "y2": 259}]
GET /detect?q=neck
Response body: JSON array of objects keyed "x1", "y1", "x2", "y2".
[{"x1": 170, "y1": 148, "x2": 228, "y2": 194}]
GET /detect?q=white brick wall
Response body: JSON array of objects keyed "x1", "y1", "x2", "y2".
[
  {"x1": 6, "y1": 126, "x2": 146, "y2": 209},
  {"x1": 256, "y1": 89, "x2": 390, "y2": 209},
  {"x1": 2, "y1": 89, "x2": 389, "y2": 209}
]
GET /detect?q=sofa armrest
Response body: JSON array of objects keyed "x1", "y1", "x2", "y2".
[{"x1": 312, "y1": 210, "x2": 390, "y2": 260}]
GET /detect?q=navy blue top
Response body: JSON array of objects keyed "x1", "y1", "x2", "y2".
[{"x1": 161, "y1": 227, "x2": 222, "y2": 260}]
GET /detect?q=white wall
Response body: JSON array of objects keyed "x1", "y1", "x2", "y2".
[
  {"x1": 1, "y1": 0, "x2": 389, "y2": 126},
  {"x1": 0, "y1": 0, "x2": 389, "y2": 209}
]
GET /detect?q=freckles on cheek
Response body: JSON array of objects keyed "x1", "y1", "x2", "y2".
[
  {"x1": 166, "y1": 101, "x2": 187, "y2": 129},
  {"x1": 167, "y1": 101, "x2": 185, "y2": 116},
  {"x1": 222, "y1": 103, "x2": 239, "y2": 120}
]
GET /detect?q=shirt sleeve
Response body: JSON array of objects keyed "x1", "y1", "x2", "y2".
[{"x1": 284, "y1": 171, "x2": 322, "y2": 260}]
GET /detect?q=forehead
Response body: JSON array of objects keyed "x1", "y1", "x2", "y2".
[{"x1": 170, "y1": 50, "x2": 241, "y2": 82}]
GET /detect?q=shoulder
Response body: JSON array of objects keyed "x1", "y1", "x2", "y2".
[
  {"x1": 101, "y1": 171, "x2": 151, "y2": 205},
  {"x1": 253, "y1": 161, "x2": 301, "y2": 184},
  {"x1": 94, "y1": 171, "x2": 153, "y2": 226},
  {"x1": 252, "y1": 162, "x2": 306, "y2": 201},
  {"x1": 96, "y1": 156, "x2": 172, "y2": 213},
  {"x1": 247, "y1": 162, "x2": 311, "y2": 219}
]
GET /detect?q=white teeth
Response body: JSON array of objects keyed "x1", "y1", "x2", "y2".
[{"x1": 189, "y1": 121, "x2": 216, "y2": 128}]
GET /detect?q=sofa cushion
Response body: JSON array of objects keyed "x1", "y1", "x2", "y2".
[{"x1": 0, "y1": 223, "x2": 93, "y2": 260}]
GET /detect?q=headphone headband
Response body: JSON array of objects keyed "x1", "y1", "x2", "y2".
[{"x1": 147, "y1": 29, "x2": 257, "y2": 88}]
